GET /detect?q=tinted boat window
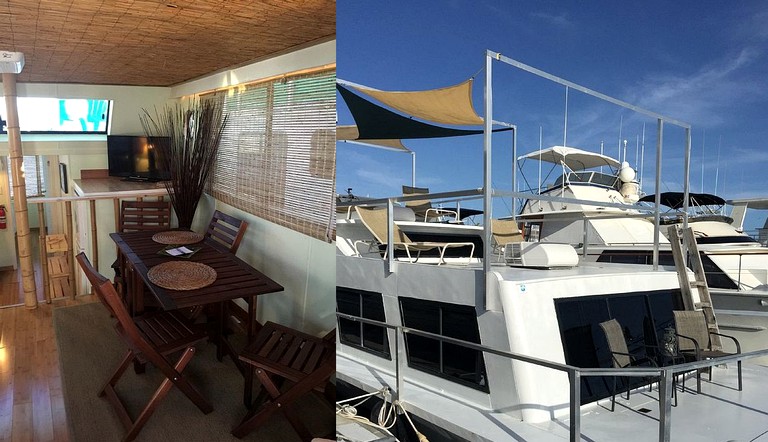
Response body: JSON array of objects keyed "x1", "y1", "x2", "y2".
[
  {"x1": 400, "y1": 297, "x2": 488, "y2": 392},
  {"x1": 362, "y1": 292, "x2": 389, "y2": 355},
  {"x1": 699, "y1": 254, "x2": 738, "y2": 290},
  {"x1": 597, "y1": 251, "x2": 736, "y2": 290},
  {"x1": 337, "y1": 287, "x2": 391, "y2": 359},
  {"x1": 555, "y1": 289, "x2": 683, "y2": 404}
]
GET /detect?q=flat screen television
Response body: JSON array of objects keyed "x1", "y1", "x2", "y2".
[{"x1": 107, "y1": 135, "x2": 170, "y2": 181}]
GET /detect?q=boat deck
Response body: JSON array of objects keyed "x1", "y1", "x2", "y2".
[{"x1": 338, "y1": 354, "x2": 768, "y2": 441}]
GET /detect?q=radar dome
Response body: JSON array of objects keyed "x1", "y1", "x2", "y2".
[{"x1": 619, "y1": 162, "x2": 636, "y2": 183}]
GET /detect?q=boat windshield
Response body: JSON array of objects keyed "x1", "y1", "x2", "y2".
[{"x1": 551, "y1": 171, "x2": 619, "y2": 190}]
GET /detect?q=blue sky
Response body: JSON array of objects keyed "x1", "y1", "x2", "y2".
[{"x1": 336, "y1": 1, "x2": 768, "y2": 231}]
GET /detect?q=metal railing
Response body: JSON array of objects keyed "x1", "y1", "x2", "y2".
[
  {"x1": 337, "y1": 188, "x2": 683, "y2": 278},
  {"x1": 336, "y1": 312, "x2": 768, "y2": 442}
]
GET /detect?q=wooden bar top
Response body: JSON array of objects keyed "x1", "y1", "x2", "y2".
[{"x1": 72, "y1": 177, "x2": 168, "y2": 198}]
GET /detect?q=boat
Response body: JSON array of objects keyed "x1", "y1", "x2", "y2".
[
  {"x1": 516, "y1": 145, "x2": 658, "y2": 250},
  {"x1": 515, "y1": 146, "x2": 768, "y2": 363},
  {"x1": 335, "y1": 52, "x2": 768, "y2": 441}
]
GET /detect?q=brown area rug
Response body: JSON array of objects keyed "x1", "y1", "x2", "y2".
[{"x1": 53, "y1": 302, "x2": 333, "y2": 441}]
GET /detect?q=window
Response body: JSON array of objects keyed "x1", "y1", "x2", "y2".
[
  {"x1": 8, "y1": 156, "x2": 46, "y2": 197},
  {"x1": 202, "y1": 68, "x2": 336, "y2": 242},
  {"x1": 399, "y1": 297, "x2": 488, "y2": 392},
  {"x1": 0, "y1": 98, "x2": 109, "y2": 134},
  {"x1": 597, "y1": 251, "x2": 737, "y2": 290},
  {"x1": 336, "y1": 287, "x2": 390, "y2": 359},
  {"x1": 554, "y1": 289, "x2": 684, "y2": 404}
]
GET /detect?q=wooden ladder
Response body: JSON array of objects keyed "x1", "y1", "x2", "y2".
[
  {"x1": 45, "y1": 234, "x2": 73, "y2": 299},
  {"x1": 667, "y1": 225, "x2": 721, "y2": 349}
]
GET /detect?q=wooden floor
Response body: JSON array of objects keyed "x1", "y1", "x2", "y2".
[
  {"x1": 0, "y1": 229, "x2": 46, "y2": 307},
  {"x1": 0, "y1": 267, "x2": 45, "y2": 308},
  {"x1": 0, "y1": 293, "x2": 97, "y2": 442}
]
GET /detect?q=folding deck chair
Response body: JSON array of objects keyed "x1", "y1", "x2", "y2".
[
  {"x1": 76, "y1": 252, "x2": 212, "y2": 442},
  {"x1": 354, "y1": 206, "x2": 475, "y2": 265},
  {"x1": 231, "y1": 321, "x2": 335, "y2": 440}
]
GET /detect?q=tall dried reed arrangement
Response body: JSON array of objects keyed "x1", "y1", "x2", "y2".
[{"x1": 140, "y1": 99, "x2": 228, "y2": 229}]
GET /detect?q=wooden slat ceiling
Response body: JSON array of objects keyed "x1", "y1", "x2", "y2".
[{"x1": 0, "y1": 0, "x2": 335, "y2": 86}]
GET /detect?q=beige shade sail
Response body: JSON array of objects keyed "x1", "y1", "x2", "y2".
[
  {"x1": 350, "y1": 79, "x2": 484, "y2": 126},
  {"x1": 336, "y1": 125, "x2": 410, "y2": 151}
]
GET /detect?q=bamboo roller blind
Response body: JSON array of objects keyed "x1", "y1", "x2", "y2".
[{"x1": 202, "y1": 69, "x2": 336, "y2": 242}]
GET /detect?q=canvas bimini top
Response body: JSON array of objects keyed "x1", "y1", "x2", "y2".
[{"x1": 517, "y1": 145, "x2": 621, "y2": 171}]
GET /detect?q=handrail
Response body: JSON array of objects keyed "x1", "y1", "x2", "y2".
[
  {"x1": 29, "y1": 192, "x2": 165, "y2": 203},
  {"x1": 337, "y1": 188, "x2": 484, "y2": 208},
  {"x1": 336, "y1": 311, "x2": 768, "y2": 442},
  {"x1": 337, "y1": 187, "x2": 657, "y2": 215},
  {"x1": 16, "y1": 193, "x2": 168, "y2": 307}
]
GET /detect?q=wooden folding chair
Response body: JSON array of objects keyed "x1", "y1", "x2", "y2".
[
  {"x1": 118, "y1": 199, "x2": 172, "y2": 232},
  {"x1": 112, "y1": 199, "x2": 172, "y2": 300},
  {"x1": 200, "y1": 210, "x2": 262, "y2": 338},
  {"x1": 205, "y1": 209, "x2": 248, "y2": 253},
  {"x1": 231, "y1": 322, "x2": 335, "y2": 440},
  {"x1": 76, "y1": 252, "x2": 213, "y2": 442}
]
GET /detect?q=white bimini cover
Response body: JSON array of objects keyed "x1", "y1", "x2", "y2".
[{"x1": 518, "y1": 146, "x2": 621, "y2": 171}]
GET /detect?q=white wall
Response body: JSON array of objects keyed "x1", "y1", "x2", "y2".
[{"x1": 193, "y1": 196, "x2": 335, "y2": 335}]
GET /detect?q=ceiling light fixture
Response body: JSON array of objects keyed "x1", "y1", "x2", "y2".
[{"x1": 0, "y1": 51, "x2": 24, "y2": 74}]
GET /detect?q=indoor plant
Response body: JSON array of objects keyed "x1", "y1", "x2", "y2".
[{"x1": 140, "y1": 99, "x2": 228, "y2": 229}]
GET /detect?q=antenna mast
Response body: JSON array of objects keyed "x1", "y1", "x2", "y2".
[
  {"x1": 715, "y1": 135, "x2": 721, "y2": 194},
  {"x1": 640, "y1": 123, "x2": 645, "y2": 188},
  {"x1": 701, "y1": 129, "x2": 705, "y2": 192},
  {"x1": 618, "y1": 114, "x2": 623, "y2": 162},
  {"x1": 538, "y1": 126, "x2": 543, "y2": 193},
  {"x1": 563, "y1": 86, "x2": 569, "y2": 147}
]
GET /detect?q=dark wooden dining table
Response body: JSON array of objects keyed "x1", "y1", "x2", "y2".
[{"x1": 110, "y1": 230, "x2": 284, "y2": 374}]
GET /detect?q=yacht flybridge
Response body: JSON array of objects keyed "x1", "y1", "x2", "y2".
[
  {"x1": 517, "y1": 145, "x2": 657, "y2": 248},
  {"x1": 335, "y1": 51, "x2": 768, "y2": 442},
  {"x1": 515, "y1": 146, "x2": 768, "y2": 292}
]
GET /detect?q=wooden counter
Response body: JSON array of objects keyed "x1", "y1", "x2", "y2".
[{"x1": 72, "y1": 177, "x2": 168, "y2": 198}]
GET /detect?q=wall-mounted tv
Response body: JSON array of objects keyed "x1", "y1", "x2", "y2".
[{"x1": 107, "y1": 135, "x2": 170, "y2": 181}]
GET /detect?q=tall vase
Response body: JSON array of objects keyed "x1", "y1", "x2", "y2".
[{"x1": 168, "y1": 187, "x2": 199, "y2": 230}]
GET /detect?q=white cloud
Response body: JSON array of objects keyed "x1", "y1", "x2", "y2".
[
  {"x1": 530, "y1": 11, "x2": 574, "y2": 29},
  {"x1": 630, "y1": 48, "x2": 763, "y2": 126}
]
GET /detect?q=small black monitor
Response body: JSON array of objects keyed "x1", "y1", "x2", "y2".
[{"x1": 107, "y1": 135, "x2": 169, "y2": 181}]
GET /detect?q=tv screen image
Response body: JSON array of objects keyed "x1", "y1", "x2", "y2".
[{"x1": 107, "y1": 135, "x2": 169, "y2": 181}]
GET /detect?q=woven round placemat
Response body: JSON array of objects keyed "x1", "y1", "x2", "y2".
[
  {"x1": 152, "y1": 231, "x2": 204, "y2": 245},
  {"x1": 147, "y1": 261, "x2": 217, "y2": 291}
]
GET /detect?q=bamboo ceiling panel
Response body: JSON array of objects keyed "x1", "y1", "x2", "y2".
[{"x1": 0, "y1": 0, "x2": 335, "y2": 86}]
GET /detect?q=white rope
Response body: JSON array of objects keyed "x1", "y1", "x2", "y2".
[
  {"x1": 335, "y1": 388, "x2": 400, "y2": 441},
  {"x1": 396, "y1": 401, "x2": 429, "y2": 442},
  {"x1": 336, "y1": 387, "x2": 388, "y2": 406},
  {"x1": 334, "y1": 389, "x2": 430, "y2": 442},
  {"x1": 376, "y1": 388, "x2": 397, "y2": 429}
]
